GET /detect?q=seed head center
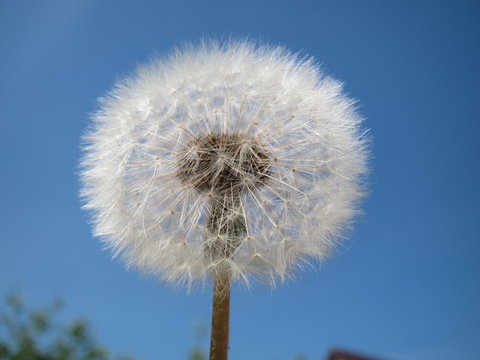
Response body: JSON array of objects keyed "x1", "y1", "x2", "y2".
[{"x1": 177, "y1": 133, "x2": 270, "y2": 194}]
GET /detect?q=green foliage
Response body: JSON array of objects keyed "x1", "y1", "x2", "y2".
[
  {"x1": 187, "y1": 323, "x2": 207, "y2": 360},
  {"x1": 0, "y1": 294, "x2": 133, "y2": 360},
  {"x1": 0, "y1": 293, "x2": 309, "y2": 360},
  {"x1": 187, "y1": 346, "x2": 206, "y2": 360}
]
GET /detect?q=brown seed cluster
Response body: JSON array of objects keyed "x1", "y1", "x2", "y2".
[{"x1": 176, "y1": 133, "x2": 271, "y2": 195}]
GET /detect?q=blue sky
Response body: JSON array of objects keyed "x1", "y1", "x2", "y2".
[{"x1": 1, "y1": 1, "x2": 479, "y2": 359}]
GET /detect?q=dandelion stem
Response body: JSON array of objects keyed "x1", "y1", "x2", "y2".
[{"x1": 209, "y1": 272, "x2": 231, "y2": 360}]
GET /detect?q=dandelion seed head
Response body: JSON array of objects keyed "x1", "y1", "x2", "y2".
[{"x1": 80, "y1": 40, "x2": 369, "y2": 289}]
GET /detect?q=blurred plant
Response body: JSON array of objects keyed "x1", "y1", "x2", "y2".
[
  {"x1": 0, "y1": 294, "x2": 133, "y2": 360},
  {"x1": 187, "y1": 323, "x2": 208, "y2": 360},
  {"x1": 0, "y1": 294, "x2": 341, "y2": 359}
]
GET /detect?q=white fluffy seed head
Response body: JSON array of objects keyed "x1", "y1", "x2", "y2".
[{"x1": 80, "y1": 40, "x2": 369, "y2": 289}]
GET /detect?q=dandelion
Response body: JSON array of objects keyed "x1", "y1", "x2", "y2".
[{"x1": 80, "y1": 40, "x2": 368, "y2": 360}]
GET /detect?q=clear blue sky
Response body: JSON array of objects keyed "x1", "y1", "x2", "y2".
[{"x1": 1, "y1": 1, "x2": 479, "y2": 359}]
